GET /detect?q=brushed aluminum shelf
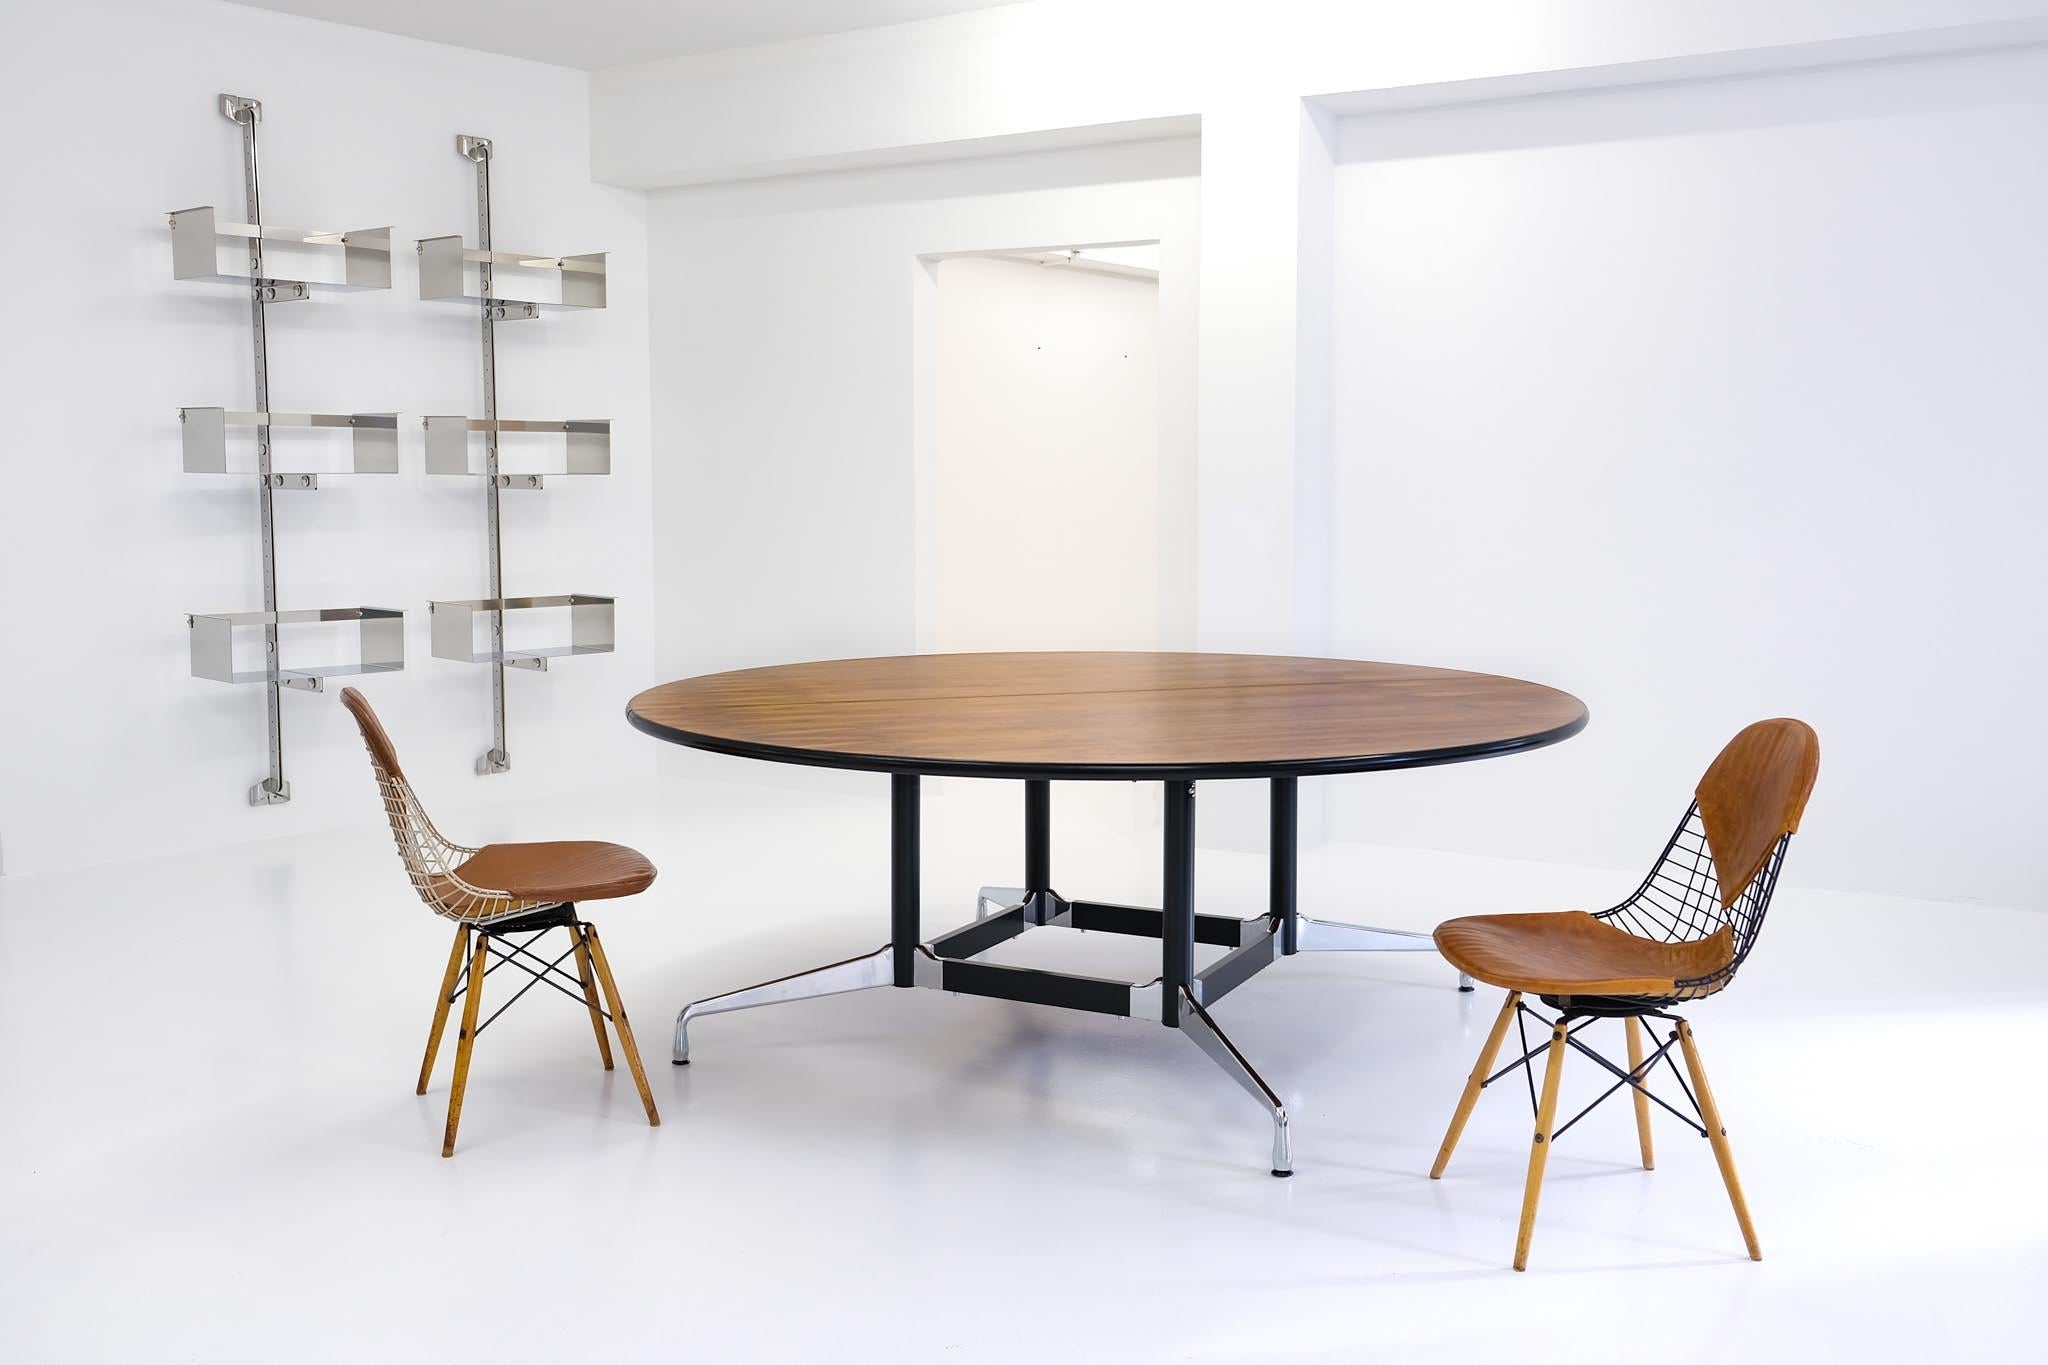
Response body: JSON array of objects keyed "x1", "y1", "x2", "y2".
[
  {"x1": 181, "y1": 407, "x2": 399, "y2": 487},
  {"x1": 429, "y1": 595, "x2": 614, "y2": 671},
  {"x1": 423, "y1": 416, "x2": 610, "y2": 487},
  {"x1": 188, "y1": 607, "x2": 405, "y2": 691},
  {"x1": 169, "y1": 205, "x2": 392, "y2": 299},
  {"x1": 417, "y1": 235, "x2": 606, "y2": 319}
]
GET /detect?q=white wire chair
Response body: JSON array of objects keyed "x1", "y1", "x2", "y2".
[
  {"x1": 340, "y1": 686, "x2": 661, "y2": 1155},
  {"x1": 363, "y1": 739, "x2": 553, "y2": 926}
]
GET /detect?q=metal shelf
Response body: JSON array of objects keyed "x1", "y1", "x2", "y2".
[
  {"x1": 181, "y1": 408, "x2": 398, "y2": 487},
  {"x1": 429, "y1": 595, "x2": 615, "y2": 672},
  {"x1": 423, "y1": 416, "x2": 609, "y2": 487},
  {"x1": 417, "y1": 235, "x2": 606, "y2": 319},
  {"x1": 189, "y1": 607, "x2": 405, "y2": 691},
  {"x1": 169, "y1": 205, "x2": 392, "y2": 300}
]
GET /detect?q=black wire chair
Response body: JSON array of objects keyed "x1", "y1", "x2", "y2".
[{"x1": 1428, "y1": 718, "x2": 1819, "y2": 1270}]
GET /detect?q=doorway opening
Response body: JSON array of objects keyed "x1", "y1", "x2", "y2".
[{"x1": 916, "y1": 243, "x2": 1172, "y2": 654}]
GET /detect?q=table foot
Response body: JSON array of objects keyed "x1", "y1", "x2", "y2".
[
  {"x1": 1176, "y1": 987, "x2": 1292, "y2": 1176},
  {"x1": 672, "y1": 944, "x2": 893, "y2": 1064}
]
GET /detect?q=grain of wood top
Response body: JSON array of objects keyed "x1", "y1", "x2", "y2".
[{"x1": 626, "y1": 652, "x2": 1587, "y2": 780}]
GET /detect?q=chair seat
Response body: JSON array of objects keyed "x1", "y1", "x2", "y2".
[
  {"x1": 448, "y1": 841, "x2": 657, "y2": 904},
  {"x1": 1433, "y1": 911, "x2": 1733, "y2": 997}
]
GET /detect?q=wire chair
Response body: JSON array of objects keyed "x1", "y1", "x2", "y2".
[
  {"x1": 340, "y1": 686, "x2": 661, "y2": 1155},
  {"x1": 365, "y1": 744, "x2": 554, "y2": 926},
  {"x1": 1428, "y1": 718, "x2": 1819, "y2": 1269}
]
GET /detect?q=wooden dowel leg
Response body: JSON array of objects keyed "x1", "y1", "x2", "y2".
[
  {"x1": 442, "y1": 935, "x2": 490, "y2": 1158},
  {"x1": 1676, "y1": 1020, "x2": 1761, "y2": 1261},
  {"x1": 1513, "y1": 1017, "x2": 1571, "y2": 1272},
  {"x1": 1432, "y1": 990, "x2": 1521, "y2": 1179},
  {"x1": 1625, "y1": 1015, "x2": 1655, "y2": 1171},
  {"x1": 584, "y1": 923, "x2": 660, "y2": 1127},
  {"x1": 570, "y1": 923, "x2": 615, "y2": 1071},
  {"x1": 417, "y1": 925, "x2": 471, "y2": 1095}
]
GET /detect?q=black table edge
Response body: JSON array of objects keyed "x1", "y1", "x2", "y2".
[{"x1": 623, "y1": 704, "x2": 1589, "y2": 782}]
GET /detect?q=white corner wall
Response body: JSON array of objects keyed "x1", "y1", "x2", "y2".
[
  {"x1": 0, "y1": 0, "x2": 655, "y2": 877},
  {"x1": 1326, "y1": 46, "x2": 2048, "y2": 908}
]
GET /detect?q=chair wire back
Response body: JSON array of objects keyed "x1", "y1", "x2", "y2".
[
  {"x1": 341, "y1": 687, "x2": 549, "y2": 927},
  {"x1": 1593, "y1": 801, "x2": 1791, "y2": 1003},
  {"x1": 367, "y1": 764, "x2": 550, "y2": 926}
]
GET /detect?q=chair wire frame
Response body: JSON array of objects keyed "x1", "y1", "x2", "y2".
[
  {"x1": 360, "y1": 748, "x2": 554, "y2": 927},
  {"x1": 1589, "y1": 800, "x2": 1792, "y2": 1006}
]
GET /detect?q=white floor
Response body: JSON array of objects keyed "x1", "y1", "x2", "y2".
[{"x1": 2, "y1": 776, "x2": 2041, "y2": 1363}]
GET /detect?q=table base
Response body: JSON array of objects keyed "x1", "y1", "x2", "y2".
[{"x1": 670, "y1": 774, "x2": 1465, "y2": 1176}]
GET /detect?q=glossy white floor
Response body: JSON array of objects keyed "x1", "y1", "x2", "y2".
[{"x1": 2, "y1": 775, "x2": 2041, "y2": 1363}]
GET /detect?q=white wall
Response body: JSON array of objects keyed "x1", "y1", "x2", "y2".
[
  {"x1": 926, "y1": 254, "x2": 1164, "y2": 653},
  {"x1": 613, "y1": 7, "x2": 2048, "y2": 908},
  {"x1": 0, "y1": 0, "x2": 654, "y2": 876},
  {"x1": 7, "y1": 0, "x2": 2042, "y2": 913},
  {"x1": 644, "y1": 137, "x2": 1200, "y2": 786},
  {"x1": 1326, "y1": 46, "x2": 2048, "y2": 908},
  {"x1": 591, "y1": 0, "x2": 2048, "y2": 187}
]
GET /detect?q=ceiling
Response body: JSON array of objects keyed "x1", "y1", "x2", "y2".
[{"x1": 228, "y1": 0, "x2": 1021, "y2": 70}]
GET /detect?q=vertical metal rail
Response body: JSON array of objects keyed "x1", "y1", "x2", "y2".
[
  {"x1": 225, "y1": 93, "x2": 289, "y2": 807},
  {"x1": 459, "y1": 134, "x2": 510, "y2": 775}
]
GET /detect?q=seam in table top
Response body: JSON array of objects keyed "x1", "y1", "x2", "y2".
[{"x1": 681, "y1": 676, "x2": 1491, "y2": 711}]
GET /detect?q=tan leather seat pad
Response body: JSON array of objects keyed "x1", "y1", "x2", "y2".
[
  {"x1": 445, "y1": 841, "x2": 657, "y2": 903},
  {"x1": 1433, "y1": 911, "x2": 1734, "y2": 996}
]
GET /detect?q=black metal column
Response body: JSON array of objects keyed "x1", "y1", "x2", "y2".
[
  {"x1": 892, "y1": 773, "x2": 920, "y2": 987},
  {"x1": 1024, "y1": 779, "x2": 1051, "y2": 897},
  {"x1": 1272, "y1": 776, "x2": 1299, "y2": 955},
  {"x1": 1162, "y1": 780, "x2": 1196, "y2": 1026}
]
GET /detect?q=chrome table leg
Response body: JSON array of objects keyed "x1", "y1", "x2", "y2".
[
  {"x1": 1177, "y1": 987, "x2": 1292, "y2": 1176},
  {"x1": 672, "y1": 944, "x2": 894, "y2": 1064},
  {"x1": 1295, "y1": 915, "x2": 1472, "y2": 990}
]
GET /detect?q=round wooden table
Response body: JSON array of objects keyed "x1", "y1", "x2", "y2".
[{"x1": 628, "y1": 651, "x2": 1587, "y2": 1175}]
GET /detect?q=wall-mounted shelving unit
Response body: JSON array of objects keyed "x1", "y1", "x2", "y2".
[
  {"x1": 169, "y1": 205, "x2": 392, "y2": 298},
  {"x1": 182, "y1": 407, "x2": 399, "y2": 487},
  {"x1": 417, "y1": 235, "x2": 606, "y2": 318},
  {"x1": 422, "y1": 415, "x2": 610, "y2": 487},
  {"x1": 422, "y1": 133, "x2": 614, "y2": 775},
  {"x1": 174, "y1": 93, "x2": 403, "y2": 806},
  {"x1": 190, "y1": 607, "x2": 405, "y2": 688},
  {"x1": 430, "y1": 595, "x2": 615, "y2": 670}
]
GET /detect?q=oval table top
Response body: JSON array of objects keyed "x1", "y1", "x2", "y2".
[{"x1": 627, "y1": 652, "x2": 1586, "y2": 781}]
